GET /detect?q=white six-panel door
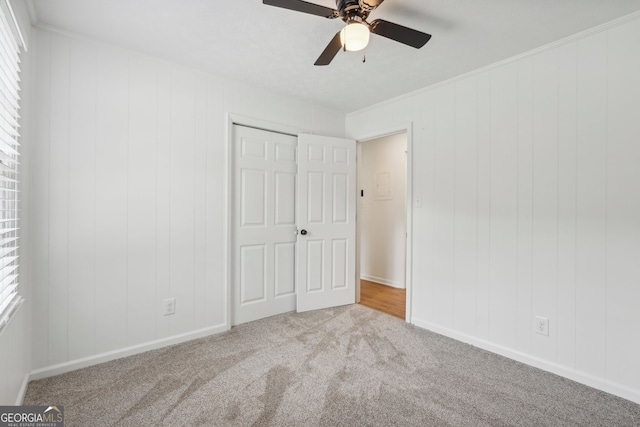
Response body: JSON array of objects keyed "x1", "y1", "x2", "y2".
[
  {"x1": 232, "y1": 126, "x2": 298, "y2": 325},
  {"x1": 296, "y1": 134, "x2": 356, "y2": 312}
]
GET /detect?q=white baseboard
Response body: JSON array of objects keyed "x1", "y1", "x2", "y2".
[
  {"x1": 29, "y1": 323, "x2": 229, "y2": 381},
  {"x1": 14, "y1": 373, "x2": 29, "y2": 405},
  {"x1": 411, "y1": 317, "x2": 640, "y2": 405},
  {"x1": 360, "y1": 274, "x2": 404, "y2": 289}
]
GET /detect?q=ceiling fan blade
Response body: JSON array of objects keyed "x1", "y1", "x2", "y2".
[
  {"x1": 369, "y1": 19, "x2": 432, "y2": 49},
  {"x1": 263, "y1": 0, "x2": 338, "y2": 19},
  {"x1": 314, "y1": 32, "x2": 343, "y2": 66}
]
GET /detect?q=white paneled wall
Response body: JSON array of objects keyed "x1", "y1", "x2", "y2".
[
  {"x1": 346, "y1": 16, "x2": 640, "y2": 402},
  {"x1": 30, "y1": 28, "x2": 344, "y2": 372}
]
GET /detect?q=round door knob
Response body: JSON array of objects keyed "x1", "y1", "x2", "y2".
[{"x1": 300, "y1": 229, "x2": 307, "y2": 235}]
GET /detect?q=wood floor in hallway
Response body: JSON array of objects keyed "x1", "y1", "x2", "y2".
[{"x1": 358, "y1": 280, "x2": 406, "y2": 320}]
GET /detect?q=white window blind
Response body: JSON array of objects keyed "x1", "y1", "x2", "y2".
[{"x1": 0, "y1": 0, "x2": 23, "y2": 330}]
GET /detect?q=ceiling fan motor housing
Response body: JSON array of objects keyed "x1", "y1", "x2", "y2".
[{"x1": 336, "y1": 0, "x2": 369, "y2": 21}]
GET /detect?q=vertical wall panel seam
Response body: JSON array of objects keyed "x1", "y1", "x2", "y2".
[
  {"x1": 125, "y1": 55, "x2": 130, "y2": 345},
  {"x1": 604, "y1": 31, "x2": 609, "y2": 380},
  {"x1": 168, "y1": 68, "x2": 172, "y2": 334},
  {"x1": 154, "y1": 63, "x2": 160, "y2": 340},
  {"x1": 529, "y1": 58, "x2": 535, "y2": 352},
  {"x1": 153, "y1": 65, "x2": 158, "y2": 337},
  {"x1": 430, "y1": 107, "x2": 435, "y2": 320},
  {"x1": 475, "y1": 79, "x2": 479, "y2": 334},
  {"x1": 487, "y1": 75, "x2": 492, "y2": 340},
  {"x1": 45, "y1": 33, "x2": 52, "y2": 365},
  {"x1": 516, "y1": 62, "x2": 520, "y2": 349},
  {"x1": 529, "y1": 59, "x2": 534, "y2": 350},
  {"x1": 573, "y1": 41, "x2": 578, "y2": 370},
  {"x1": 64, "y1": 38, "x2": 70, "y2": 363},
  {"x1": 452, "y1": 84, "x2": 457, "y2": 328},
  {"x1": 204, "y1": 78, "x2": 209, "y2": 326},
  {"x1": 92, "y1": 45, "x2": 97, "y2": 357},
  {"x1": 193, "y1": 77, "x2": 197, "y2": 328},
  {"x1": 555, "y1": 48, "x2": 560, "y2": 362},
  {"x1": 474, "y1": 79, "x2": 478, "y2": 334}
]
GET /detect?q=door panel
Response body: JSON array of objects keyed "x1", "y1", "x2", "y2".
[
  {"x1": 275, "y1": 142, "x2": 296, "y2": 162},
  {"x1": 333, "y1": 174, "x2": 348, "y2": 222},
  {"x1": 241, "y1": 169, "x2": 266, "y2": 227},
  {"x1": 307, "y1": 172, "x2": 325, "y2": 223},
  {"x1": 297, "y1": 134, "x2": 356, "y2": 312},
  {"x1": 232, "y1": 126, "x2": 297, "y2": 325},
  {"x1": 241, "y1": 137, "x2": 267, "y2": 159},
  {"x1": 308, "y1": 144, "x2": 325, "y2": 162},
  {"x1": 332, "y1": 239, "x2": 348, "y2": 289},
  {"x1": 306, "y1": 240, "x2": 324, "y2": 292},
  {"x1": 240, "y1": 244, "x2": 266, "y2": 303},
  {"x1": 274, "y1": 242, "x2": 296, "y2": 296},
  {"x1": 274, "y1": 172, "x2": 296, "y2": 226}
]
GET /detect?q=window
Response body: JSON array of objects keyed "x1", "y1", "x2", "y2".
[{"x1": 0, "y1": 0, "x2": 25, "y2": 331}]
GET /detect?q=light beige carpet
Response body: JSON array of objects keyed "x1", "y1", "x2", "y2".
[{"x1": 25, "y1": 305, "x2": 640, "y2": 426}]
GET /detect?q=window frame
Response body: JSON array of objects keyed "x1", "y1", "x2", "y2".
[{"x1": 0, "y1": 0, "x2": 26, "y2": 334}]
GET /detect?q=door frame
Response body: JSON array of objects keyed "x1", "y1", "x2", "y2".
[
  {"x1": 224, "y1": 113, "x2": 309, "y2": 329},
  {"x1": 353, "y1": 122, "x2": 414, "y2": 322}
]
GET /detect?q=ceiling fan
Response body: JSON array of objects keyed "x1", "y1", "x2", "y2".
[{"x1": 263, "y1": 0, "x2": 432, "y2": 65}]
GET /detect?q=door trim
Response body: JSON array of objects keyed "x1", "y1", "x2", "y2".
[
  {"x1": 352, "y1": 122, "x2": 414, "y2": 323},
  {"x1": 225, "y1": 113, "x2": 309, "y2": 328}
]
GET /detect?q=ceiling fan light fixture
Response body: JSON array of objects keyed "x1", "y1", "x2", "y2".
[{"x1": 340, "y1": 22, "x2": 370, "y2": 51}]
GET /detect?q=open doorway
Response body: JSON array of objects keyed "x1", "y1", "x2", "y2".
[{"x1": 356, "y1": 132, "x2": 407, "y2": 319}]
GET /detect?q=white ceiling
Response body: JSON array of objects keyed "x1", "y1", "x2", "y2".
[{"x1": 31, "y1": 0, "x2": 640, "y2": 113}]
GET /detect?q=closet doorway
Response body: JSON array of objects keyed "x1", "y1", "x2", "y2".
[{"x1": 229, "y1": 121, "x2": 357, "y2": 326}]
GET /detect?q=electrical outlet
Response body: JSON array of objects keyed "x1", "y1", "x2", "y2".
[
  {"x1": 534, "y1": 316, "x2": 549, "y2": 336},
  {"x1": 163, "y1": 298, "x2": 175, "y2": 316}
]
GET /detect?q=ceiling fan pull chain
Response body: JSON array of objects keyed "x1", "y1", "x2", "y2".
[{"x1": 362, "y1": 50, "x2": 366, "y2": 63}]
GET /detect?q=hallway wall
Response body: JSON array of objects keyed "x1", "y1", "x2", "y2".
[{"x1": 359, "y1": 133, "x2": 407, "y2": 288}]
